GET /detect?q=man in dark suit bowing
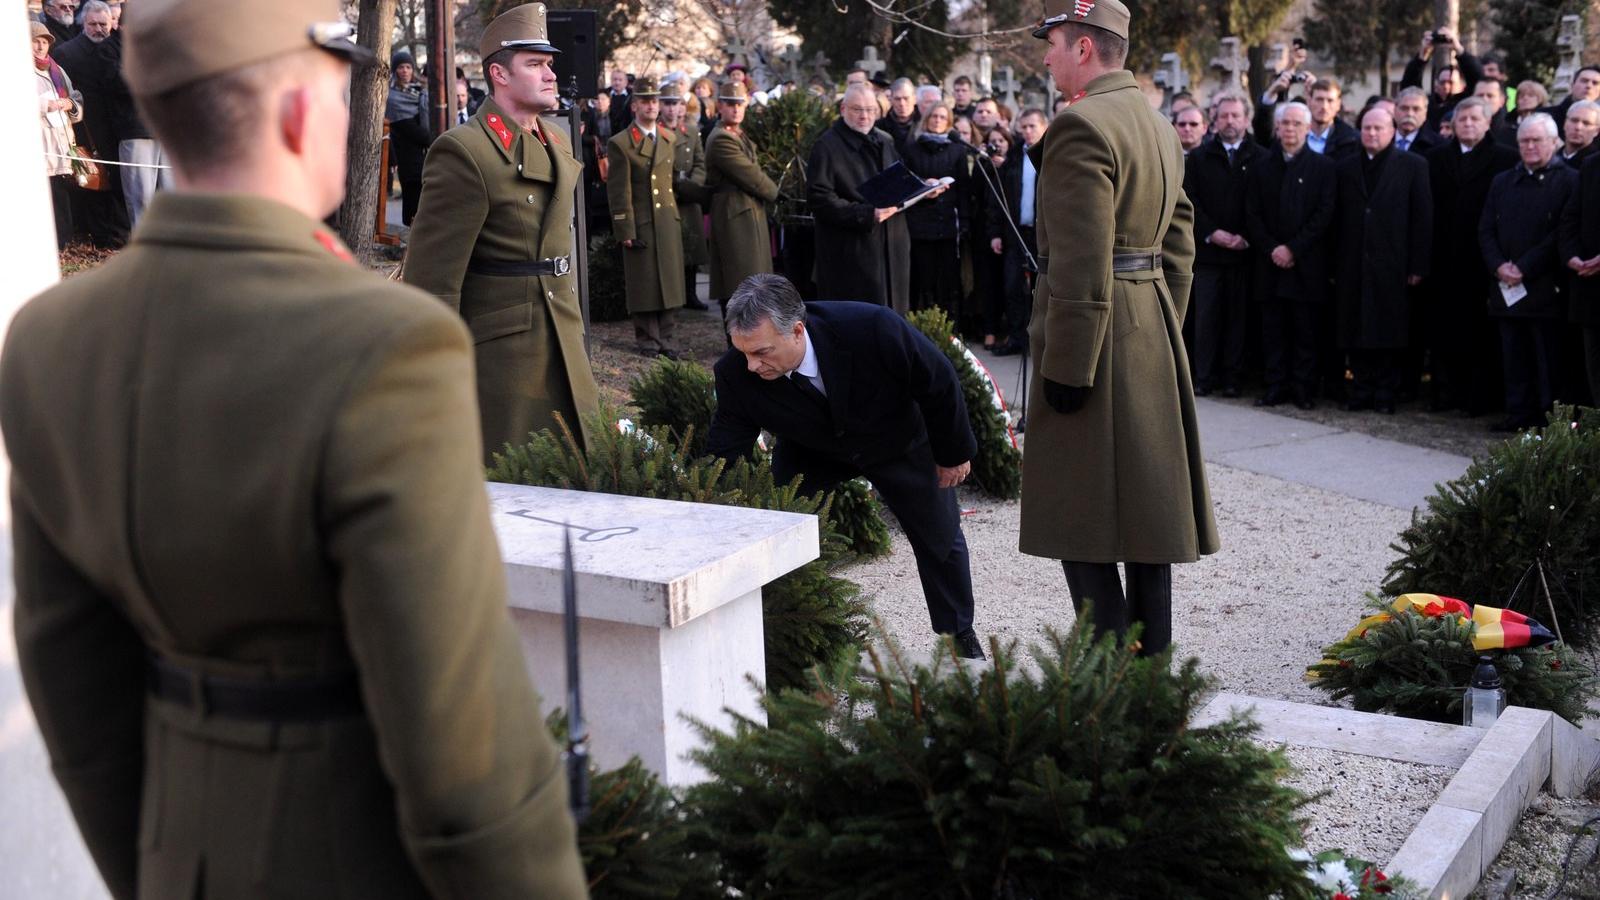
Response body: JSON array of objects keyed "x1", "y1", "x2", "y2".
[{"x1": 708, "y1": 273, "x2": 986, "y2": 659}]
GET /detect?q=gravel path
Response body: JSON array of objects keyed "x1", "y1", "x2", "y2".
[{"x1": 847, "y1": 461, "x2": 1410, "y2": 706}]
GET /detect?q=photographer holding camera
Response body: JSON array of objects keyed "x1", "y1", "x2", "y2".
[
  {"x1": 1255, "y1": 38, "x2": 1314, "y2": 144},
  {"x1": 1400, "y1": 26, "x2": 1485, "y2": 133}
]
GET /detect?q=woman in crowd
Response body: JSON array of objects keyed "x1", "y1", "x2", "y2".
[
  {"x1": 901, "y1": 103, "x2": 969, "y2": 323},
  {"x1": 951, "y1": 115, "x2": 975, "y2": 146},
  {"x1": 692, "y1": 76, "x2": 717, "y2": 141},
  {"x1": 33, "y1": 20, "x2": 81, "y2": 251},
  {"x1": 1512, "y1": 81, "x2": 1549, "y2": 130}
]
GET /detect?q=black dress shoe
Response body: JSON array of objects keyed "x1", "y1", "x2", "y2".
[
  {"x1": 991, "y1": 340, "x2": 1023, "y2": 357},
  {"x1": 1255, "y1": 390, "x2": 1284, "y2": 407},
  {"x1": 1294, "y1": 398, "x2": 1315, "y2": 411},
  {"x1": 953, "y1": 629, "x2": 987, "y2": 660},
  {"x1": 1344, "y1": 398, "x2": 1374, "y2": 412},
  {"x1": 1194, "y1": 384, "x2": 1214, "y2": 397}
]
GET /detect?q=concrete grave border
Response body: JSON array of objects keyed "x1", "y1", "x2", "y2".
[{"x1": 1196, "y1": 693, "x2": 1600, "y2": 899}]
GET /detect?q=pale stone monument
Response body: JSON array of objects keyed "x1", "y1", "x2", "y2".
[
  {"x1": 1153, "y1": 50, "x2": 1189, "y2": 112},
  {"x1": 854, "y1": 45, "x2": 887, "y2": 82},
  {"x1": 486, "y1": 483, "x2": 820, "y2": 784},
  {"x1": 1554, "y1": 14, "x2": 1584, "y2": 101},
  {"x1": 993, "y1": 65, "x2": 1021, "y2": 110},
  {"x1": 1211, "y1": 36, "x2": 1247, "y2": 92}
]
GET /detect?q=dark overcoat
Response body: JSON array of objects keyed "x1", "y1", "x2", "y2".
[
  {"x1": 707, "y1": 301, "x2": 976, "y2": 556},
  {"x1": 404, "y1": 97, "x2": 600, "y2": 461},
  {"x1": 607, "y1": 123, "x2": 685, "y2": 313},
  {"x1": 1333, "y1": 147, "x2": 1434, "y2": 349},
  {"x1": 1426, "y1": 138, "x2": 1518, "y2": 332},
  {"x1": 0, "y1": 194, "x2": 587, "y2": 900},
  {"x1": 1480, "y1": 159, "x2": 1577, "y2": 320},
  {"x1": 901, "y1": 133, "x2": 970, "y2": 243},
  {"x1": 807, "y1": 119, "x2": 912, "y2": 311},
  {"x1": 1020, "y1": 70, "x2": 1219, "y2": 564},
  {"x1": 1184, "y1": 137, "x2": 1266, "y2": 267},
  {"x1": 1559, "y1": 152, "x2": 1600, "y2": 325},
  {"x1": 705, "y1": 123, "x2": 778, "y2": 299},
  {"x1": 671, "y1": 121, "x2": 710, "y2": 266},
  {"x1": 1243, "y1": 147, "x2": 1338, "y2": 303}
]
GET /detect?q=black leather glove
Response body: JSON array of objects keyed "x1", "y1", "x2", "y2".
[{"x1": 1043, "y1": 378, "x2": 1090, "y2": 414}]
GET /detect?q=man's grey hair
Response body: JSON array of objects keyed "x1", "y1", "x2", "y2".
[
  {"x1": 1569, "y1": 99, "x2": 1600, "y2": 121},
  {"x1": 1452, "y1": 97, "x2": 1490, "y2": 120},
  {"x1": 1274, "y1": 101, "x2": 1311, "y2": 124},
  {"x1": 1396, "y1": 86, "x2": 1429, "y2": 104},
  {"x1": 1519, "y1": 112, "x2": 1559, "y2": 140},
  {"x1": 889, "y1": 77, "x2": 916, "y2": 96},
  {"x1": 725, "y1": 274, "x2": 806, "y2": 335},
  {"x1": 916, "y1": 84, "x2": 943, "y2": 104},
  {"x1": 1210, "y1": 89, "x2": 1253, "y2": 123}
]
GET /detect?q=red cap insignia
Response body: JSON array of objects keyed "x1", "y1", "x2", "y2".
[
  {"x1": 1073, "y1": 0, "x2": 1095, "y2": 17},
  {"x1": 313, "y1": 229, "x2": 354, "y2": 263},
  {"x1": 486, "y1": 113, "x2": 514, "y2": 151}
]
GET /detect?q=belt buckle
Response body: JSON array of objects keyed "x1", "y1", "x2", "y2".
[{"x1": 553, "y1": 255, "x2": 570, "y2": 277}]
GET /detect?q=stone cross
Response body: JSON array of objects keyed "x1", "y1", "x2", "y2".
[
  {"x1": 776, "y1": 43, "x2": 804, "y2": 85},
  {"x1": 809, "y1": 50, "x2": 832, "y2": 85},
  {"x1": 993, "y1": 65, "x2": 1021, "y2": 108},
  {"x1": 855, "y1": 45, "x2": 887, "y2": 81},
  {"x1": 1554, "y1": 14, "x2": 1585, "y2": 100},
  {"x1": 1152, "y1": 51, "x2": 1189, "y2": 111},
  {"x1": 721, "y1": 36, "x2": 749, "y2": 68},
  {"x1": 1210, "y1": 36, "x2": 1246, "y2": 90},
  {"x1": 978, "y1": 51, "x2": 993, "y2": 96}
]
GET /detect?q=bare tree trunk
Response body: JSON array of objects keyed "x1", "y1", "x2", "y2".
[{"x1": 340, "y1": 0, "x2": 397, "y2": 264}]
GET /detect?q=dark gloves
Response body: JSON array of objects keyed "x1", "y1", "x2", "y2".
[{"x1": 1043, "y1": 378, "x2": 1090, "y2": 414}]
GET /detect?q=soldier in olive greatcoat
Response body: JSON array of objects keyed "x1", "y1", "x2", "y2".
[
  {"x1": 405, "y1": 3, "x2": 600, "y2": 462},
  {"x1": 0, "y1": 2, "x2": 587, "y2": 897},
  {"x1": 607, "y1": 75, "x2": 686, "y2": 357},
  {"x1": 1020, "y1": 0, "x2": 1220, "y2": 656},
  {"x1": 661, "y1": 81, "x2": 711, "y2": 310},
  {"x1": 705, "y1": 81, "x2": 779, "y2": 303}
]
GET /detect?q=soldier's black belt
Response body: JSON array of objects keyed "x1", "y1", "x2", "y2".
[
  {"x1": 148, "y1": 657, "x2": 364, "y2": 721},
  {"x1": 467, "y1": 255, "x2": 571, "y2": 277},
  {"x1": 1034, "y1": 252, "x2": 1161, "y2": 276}
]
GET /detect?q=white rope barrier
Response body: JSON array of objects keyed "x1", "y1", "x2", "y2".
[{"x1": 45, "y1": 151, "x2": 172, "y2": 170}]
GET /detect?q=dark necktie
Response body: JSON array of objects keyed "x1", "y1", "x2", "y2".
[
  {"x1": 1226, "y1": 145, "x2": 1235, "y2": 165},
  {"x1": 790, "y1": 374, "x2": 828, "y2": 412}
]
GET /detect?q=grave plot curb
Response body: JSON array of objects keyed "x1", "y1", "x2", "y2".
[{"x1": 1196, "y1": 695, "x2": 1600, "y2": 900}]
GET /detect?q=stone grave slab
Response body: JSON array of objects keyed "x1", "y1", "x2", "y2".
[
  {"x1": 487, "y1": 483, "x2": 819, "y2": 785},
  {"x1": 1199, "y1": 693, "x2": 1600, "y2": 899}
]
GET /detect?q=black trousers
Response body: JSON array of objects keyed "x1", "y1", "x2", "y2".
[
  {"x1": 400, "y1": 178, "x2": 423, "y2": 227},
  {"x1": 49, "y1": 174, "x2": 74, "y2": 250},
  {"x1": 1191, "y1": 264, "x2": 1250, "y2": 391},
  {"x1": 1499, "y1": 317, "x2": 1563, "y2": 421},
  {"x1": 1585, "y1": 326, "x2": 1600, "y2": 410},
  {"x1": 1260, "y1": 296, "x2": 1320, "y2": 399},
  {"x1": 1349, "y1": 348, "x2": 1403, "y2": 405},
  {"x1": 797, "y1": 443, "x2": 976, "y2": 637},
  {"x1": 1002, "y1": 225, "x2": 1038, "y2": 344},
  {"x1": 910, "y1": 238, "x2": 962, "y2": 320},
  {"x1": 1061, "y1": 561, "x2": 1172, "y2": 656}
]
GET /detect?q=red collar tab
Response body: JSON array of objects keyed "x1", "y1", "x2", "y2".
[
  {"x1": 631, "y1": 126, "x2": 642, "y2": 142},
  {"x1": 486, "y1": 113, "x2": 514, "y2": 151},
  {"x1": 313, "y1": 230, "x2": 354, "y2": 263},
  {"x1": 1065, "y1": 89, "x2": 1088, "y2": 107}
]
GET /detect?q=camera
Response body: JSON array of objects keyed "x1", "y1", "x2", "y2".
[
  {"x1": 1430, "y1": 30, "x2": 1451, "y2": 45},
  {"x1": 1290, "y1": 71, "x2": 1309, "y2": 84}
]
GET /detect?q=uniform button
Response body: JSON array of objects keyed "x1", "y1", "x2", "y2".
[
  {"x1": 652, "y1": 188, "x2": 660, "y2": 195},
  {"x1": 518, "y1": 164, "x2": 523, "y2": 172},
  {"x1": 654, "y1": 202, "x2": 661, "y2": 208},
  {"x1": 527, "y1": 195, "x2": 536, "y2": 204}
]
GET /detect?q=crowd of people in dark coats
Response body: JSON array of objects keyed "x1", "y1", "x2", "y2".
[{"x1": 1175, "y1": 28, "x2": 1600, "y2": 431}]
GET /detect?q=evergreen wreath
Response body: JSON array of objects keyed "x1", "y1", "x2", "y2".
[{"x1": 906, "y1": 308, "x2": 1023, "y2": 500}]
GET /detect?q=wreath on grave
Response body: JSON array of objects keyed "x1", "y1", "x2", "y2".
[
  {"x1": 1307, "y1": 594, "x2": 1599, "y2": 724},
  {"x1": 1293, "y1": 848, "x2": 1425, "y2": 899}
]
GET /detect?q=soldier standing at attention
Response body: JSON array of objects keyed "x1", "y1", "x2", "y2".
[
  {"x1": 405, "y1": 2, "x2": 600, "y2": 463},
  {"x1": 607, "y1": 75, "x2": 686, "y2": 358},
  {"x1": 0, "y1": 1, "x2": 588, "y2": 897},
  {"x1": 1019, "y1": 0, "x2": 1219, "y2": 656},
  {"x1": 705, "y1": 81, "x2": 779, "y2": 305},
  {"x1": 661, "y1": 80, "x2": 712, "y2": 311}
]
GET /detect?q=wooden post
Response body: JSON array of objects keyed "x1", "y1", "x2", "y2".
[
  {"x1": 425, "y1": 0, "x2": 453, "y2": 142},
  {"x1": 375, "y1": 122, "x2": 402, "y2": 247}
]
